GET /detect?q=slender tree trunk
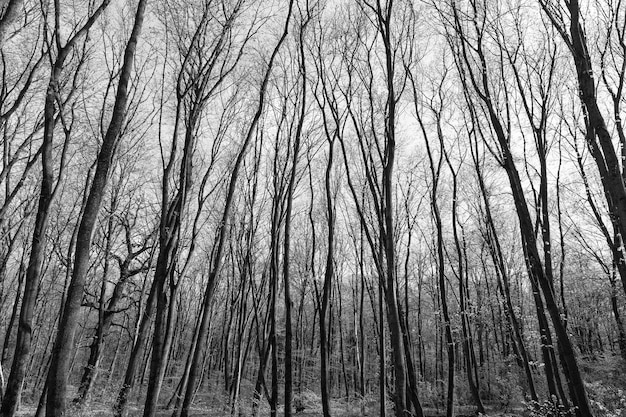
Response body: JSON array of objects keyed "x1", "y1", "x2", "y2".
[
  {"x1": 472, "y1": 135, "x2": 538, "y2": 401},
  {"x1": 450, "y1": 3, "x2": 593, "y2": 411},
  {"x1": 251, "y1": 332, "x2": 271, "y2": 417},
  {"x1": 445, "y1": 141, "x2": 485, "y2": 414},
  {"x1": 73, "y1": 205, "x2": 120, "y2": 406},
  {"x1": 378, "y1": 278, "x2": 386, "y2": 417},
  {"x1": 169, "y1": 308, "x2": 203, "y2": 415},
  {"x1": 379, "y1": 8, "x2": 408, "y2": 414},
  {"x1": 0, "y1": 61, "x2": 60, "y2": 417},
  {"x1": 143, "y1": 266, "x2": 176, "y2": 417},
  {"x1": 178, "y1": 6, "x2": 294, "y2": 416},
  {"x1": 281, "y1": 18, "x2": 308, "y2": 413},
  {"x1": 609, "y1": 266, "x2": 626, "y2": 360},
  {"x1": 502, "y1": 132, "x2": 590, "y2": 416},
  {"x1": 397, "y1": 302, "x2": 424, "y2": 417},
  {"x1": 418, "y1": 102, "x2": 455, "y2": 417},
  {"x1": 270, "y1": 260, "x2": 278, "y2": 417},
  {"x1": 106, "y1": 315, "x2": 125, "y2": 390},
  {"x1": 359, "y1": 238, "x2": 366, "y2": 403},
  {"x1": 113, "y1": 282, "x2": 157, "y2": 417},
  {"x1": 549, "y1": 1, "x2": 626, "y2": 262}
]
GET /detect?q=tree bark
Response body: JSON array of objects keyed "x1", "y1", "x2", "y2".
[
  {"x1": 113, "y1": 280, "x2": 156, "y2": 417},
  {"x1": 451, "y1": 2, "x2": 593, "y2": 413},
  {"x1": 0, "y1": 0, "x2": 23, "y2": 47},
  {"x1": 281, "y1": 16, "x2": 309, "y2": 413},
  {"x1": 1, "y1": 2, "x2": 113, "y2": 412},
  {"x1": 45, "y1": 2, "x2": 145, "y2": 414}
]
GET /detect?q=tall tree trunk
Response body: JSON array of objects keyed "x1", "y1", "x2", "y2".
[
  {"x1": 557, "y1": 1, "x2": 626, "y2": 266},
  {"x1": 379, "y1": 8, "x2": 408, "y2": 415},
  {"x1": 281, "y1": 16, "x2": 309, "y2": 414},
  {"x1": 397, "y1": 301, "x2": 424, "y2": 417},
  {"x1": 143, "y1": 265, "x2": 177, "y2": 417},
  {"x1": 76, "y1": 246, "x2": 149, "y2": 407},
  {"x1": 73, "y1": 205, "x2": 116, "y2": 407},
  {"x1": 378, "y1": 277, "x2": 386, "y2": 417},
  {"x1": 45, "y1": 3, "x2": 145, "y2": 414},
  {"x1": 610, "y1": 265, "x2": 626, "y2": 360},
  {"x1": 472, "y1": 133, "x2": 538, "y2": 401},
  {"x1": 113, "y1": 281, "x2": 157, "y2": 417},
  {"x1": 317, "y1": 125, "x2": 336, "y2": 417},
  {"x1": 0, "y1": 55, "x2": 59, "y2": 417},
  {"x1": 451, "y1": 3, "x2": 593, "y2": 412},
  {"x1": 447, "y1": 153, "x2": 485, "y2": 414},
  {"x1": 178, "y1": 5, "x2": 294, "y2": 415},
  {"x1": 412, "y1": 80, "x2": 455, "y2": 417},
  {"x1": 1, "y1": 2, "x2": 111, "y2": 411}
]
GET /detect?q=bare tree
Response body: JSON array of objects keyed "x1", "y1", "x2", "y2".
[
  {"x1": 539, "y1": 0, "x2": 626, "y2": 296},
  {"x1": 44, "y1": 1, "x2": 147, "y2": 414},
  {"x1": 176, "y1": 2, "x2": 295, "y2": 416},
  {"x1": 446, "y1": 0, "x2": 592, "y2": 413},
  {"x1": 1, "y1": 1, "x2": 113, "y2": 415},
  {"x1": 408, "y1": 67, "x2": 455, "y2": 417}
]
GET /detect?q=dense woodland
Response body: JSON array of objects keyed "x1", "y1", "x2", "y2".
[{"x1": 0, "y1": 0, "x2": 625, "y2": 416}]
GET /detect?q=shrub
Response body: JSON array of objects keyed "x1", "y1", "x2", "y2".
[
  {"x1": 586, "y1": 381, "x2": 626, "y2": 417},
  {"x1": 525, "y1": 397, "x2": 575, "y2": 417}
]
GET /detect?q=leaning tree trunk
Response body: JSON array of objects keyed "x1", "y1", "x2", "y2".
[
  {"x1": 45, "y1": 2, "x2": 145, "y2": 415},
  {"x1": 539, "y1": 0, "x2": 626, "y2": 294},
  {"x1": 0, "y1": 3, "x2": 111, "y2": 409},
  {"x1": 178, "y1": 4, "x2": 294, "y2": 416},
  {"x1": 73, "y1": 208, "x2": 116, "y2": 407},
  {"x1": 450, "y1": 2, "x2": 593, "y2": 412},
  {"x1": 113, "y1": 282, "x2": 156, "y2": 417},
  {"x1": 75, "y1": 259, "x2": 145, "y2": 406},
  {"x1": 471, "y1": 131, "x2": 539, "y2": 401},
  {"x1": 0, "y1": 52, "x2": 60, "y2": 417}
]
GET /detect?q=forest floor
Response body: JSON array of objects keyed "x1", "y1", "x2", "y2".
[
  {"x1": 15, "y1": 400, "x2": 527, "y2": 416},
  {"x1": 13, "y1": 354, "x2": 626, "y2": 417}
]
